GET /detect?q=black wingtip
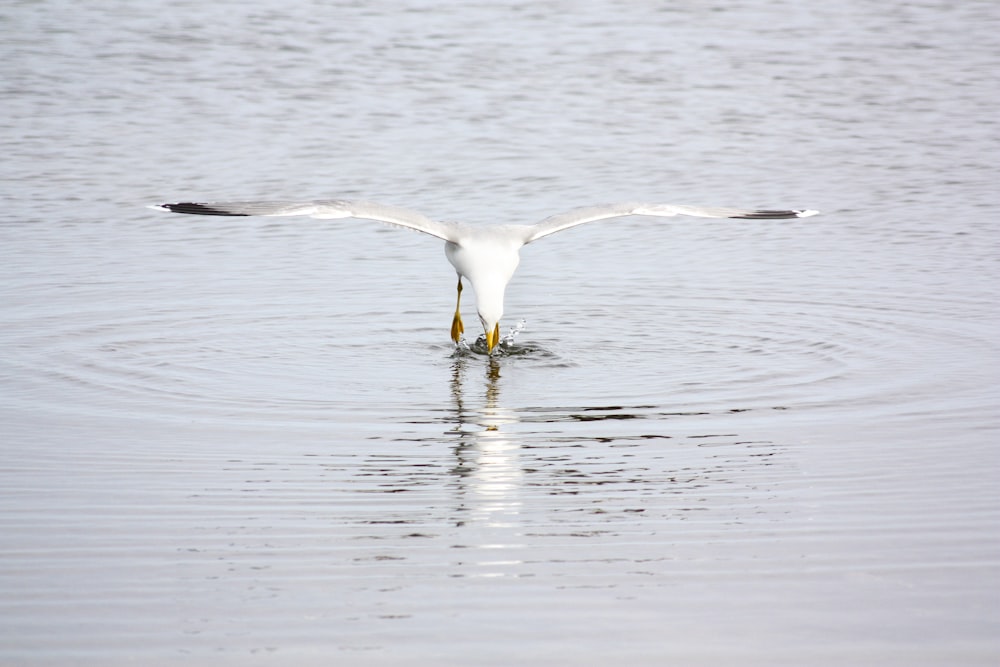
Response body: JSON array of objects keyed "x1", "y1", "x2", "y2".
[
  {"x1": 731, "y1": 209, "x2": 819, "y2": 220},
  {"x1": 155, "y1": 202, "x2": 249, "y2": 216}
]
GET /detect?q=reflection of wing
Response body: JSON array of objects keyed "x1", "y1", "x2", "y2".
[
  {"x1": 523, "y1": 203, "x2": 819, "y2": 244},
  {"x1": 152, "y1": 199, "x2": 460, "y2": 241}
]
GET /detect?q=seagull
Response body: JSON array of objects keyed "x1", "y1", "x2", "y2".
[{"x1": 152, "y1": 200, "x2": 818, "y2": 353}]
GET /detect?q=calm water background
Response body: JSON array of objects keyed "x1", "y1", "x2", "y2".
[{"x1": 2, "y1": 0, "x2": 998, "y2": 664}]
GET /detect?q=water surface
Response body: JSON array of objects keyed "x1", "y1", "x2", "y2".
[{"x1": 2, "y1": 1, "x2": 998, "y2": 665}]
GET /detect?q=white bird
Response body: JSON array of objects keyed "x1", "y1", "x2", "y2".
[{"x1": 152, "y1": 200, "x2": 818, "y2": 353}]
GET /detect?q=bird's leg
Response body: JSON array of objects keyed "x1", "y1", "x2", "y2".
[{"x1": 450, "y1": 278, "x2": 464, "y2": 343}]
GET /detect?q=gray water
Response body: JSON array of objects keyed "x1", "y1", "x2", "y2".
[{"x1": 2, "y1": 0, "x2": 998, "y2": 665}]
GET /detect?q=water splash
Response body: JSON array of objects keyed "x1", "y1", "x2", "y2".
[
  {"x1": 455, "y1": 319, "x2": 527, "y2": 356},
  {"x1": 502, "y1": 319, "x2": 527, "y2": 346}
]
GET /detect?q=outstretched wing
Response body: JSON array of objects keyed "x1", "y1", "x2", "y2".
[
  {"x1": 522, "y1": 203, "x2": 819, "y2": 244},
  {"x1": 151, "y1": 199, "x2": 459, "y2": 242}
]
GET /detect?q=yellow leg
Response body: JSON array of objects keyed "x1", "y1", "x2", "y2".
[{"x1": 450, "y1": 278, "x2": 464, "y2": 343}]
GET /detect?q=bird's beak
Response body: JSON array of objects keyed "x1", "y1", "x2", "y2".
[{"x1": 485, "y1": 322, "x2": 500, "y2": 353}]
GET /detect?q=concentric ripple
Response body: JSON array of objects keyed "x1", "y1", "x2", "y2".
[{"x1": 4, "y1": 275, "x2": 993, "y2": 432}]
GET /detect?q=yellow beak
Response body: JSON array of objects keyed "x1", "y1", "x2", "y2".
[{"x1": 485, "y1": 322, "x2": 501, "y2": 353}]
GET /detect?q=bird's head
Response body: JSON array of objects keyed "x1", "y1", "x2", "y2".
[
  {"x1": 457, "y1": 233, "x2": 520, "y2": 355},
  {"x1": 478, "y1": 311, "x2": 502, "y2": 354}
]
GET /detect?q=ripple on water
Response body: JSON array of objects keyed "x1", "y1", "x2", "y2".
[
  {"x1": 641, "y1": 291, "x2": 995, "y2": 420},
  {"x1": 4, "y1": 276, "x2": 993, "y2": 431}
]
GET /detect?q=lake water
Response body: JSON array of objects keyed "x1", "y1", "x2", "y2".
[{"x1": 2, "y1": 0, "x2": 998, "y2": 665}]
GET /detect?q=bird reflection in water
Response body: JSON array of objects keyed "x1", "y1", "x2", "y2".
[{"x1": 448, "y1": 354, "x2": 523, "y2": 531}]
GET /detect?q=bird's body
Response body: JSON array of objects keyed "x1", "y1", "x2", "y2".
[
  {"x1": 446, "y1": 226, "x2": 522, "y2": 346},
  {"x1": 152, "y1": 199, "x2": 818, "y2": 353}
]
